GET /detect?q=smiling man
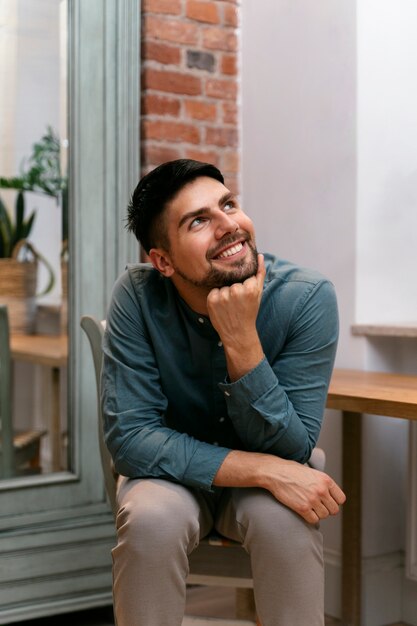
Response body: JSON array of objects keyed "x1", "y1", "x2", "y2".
[{"x1": 102, "y1": 159, "x2": 345, "y2": 626}]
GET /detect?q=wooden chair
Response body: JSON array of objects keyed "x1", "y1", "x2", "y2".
[
  {"x1": 0, "y1": 305, "x2": 45, "y2": 478},
  {"x1": 80, "y1": 315, "x2": 326, "y2": 625}
]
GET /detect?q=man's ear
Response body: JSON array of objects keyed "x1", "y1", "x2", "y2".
[{"x1": 148, "y1": 248, "x2": 175, "y2": 277}]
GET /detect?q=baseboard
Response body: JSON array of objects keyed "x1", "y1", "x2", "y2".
[{"x1": 324, "y1": 548, "x2": 405, "y2": 625}]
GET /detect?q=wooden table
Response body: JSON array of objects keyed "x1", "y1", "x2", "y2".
[
  {"x1": 10, "y1": 334, "x2": 68, "y2": 472},
  {"x1": 327, "y1": 369, "x2": 417, "y2": 626}
]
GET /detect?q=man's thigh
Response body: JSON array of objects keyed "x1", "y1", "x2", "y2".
[
  {"x1": 214, "y1": 486, "x2": 321, "y2": 550},
  {"x1": 116, "y1": 476, "x2": 218, "y2": 544}
]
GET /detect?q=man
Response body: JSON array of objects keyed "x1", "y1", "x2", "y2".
[{"x1": 102, "y1": 159, "x2": 345, "y2": 626}]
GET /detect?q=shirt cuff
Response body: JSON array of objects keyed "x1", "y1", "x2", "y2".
[
  {"x1": 218, "y1": 357, "x2": 277, "y2": 403},
  {"x1": 182, "y1": 442, "x2": 231, "y2": 491}
]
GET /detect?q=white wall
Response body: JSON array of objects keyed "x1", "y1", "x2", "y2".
[
  {"x1": 241, "y1": 1, "x2": 417, "y2": 623},
  {"x1": 241, "y1": 0, "x2": 359, "y2": 556},
  {"x1": 357, "y1": 0, "x2": 417, "y2": 325},
  {"x1": 0, "y1": 0, "x2": 65, "y2": 304}
]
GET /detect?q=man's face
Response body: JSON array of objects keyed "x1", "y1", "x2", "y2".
[{"x1": 160, "y1": 176, "x2": 258, "y2": 295}]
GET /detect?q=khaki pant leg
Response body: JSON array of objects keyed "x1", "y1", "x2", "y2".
[
  {"x1": 112, "y1": 477, "x2": 215, "y2": 626},
  {"x1": 215, "y1": 487, "x2": 324, "y2": 626}
]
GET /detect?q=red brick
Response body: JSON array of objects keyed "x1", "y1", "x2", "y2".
[
  {"x1": 203, "y1": 26, "x2": 237, "y2": 51},
  {"x1": 221, "y1": 54, "x2": 237, "y2": 75},
  {"x1": 143, "y1": 68, "x2": 202, "y2": 95},
  {"x1": 205, "y1": 126, "x2": 238, "y2": 147},
  {"x1": 142, "y1": 93, "x2": 181, "y2": 116},
  {"x1": 222, "y1": 101, "x2": 237, "y2": 124},
  {"x1": 223, "y1": 3, "x2": 238, "y2": 27},
  {"x1": 221, "y1": 150, "x2": 239, "y2": 172},
  {"x1": 142, "y1": 40, "x2": 181, "y2": 65},
  {"x1": 144, "y1": 119, "x2": 201, "y2": 144},
  {"x1": 142, "y1": 143, "x2": 181, "y2": 164},
  {"x1": 185, "y1": 148, "x2": 220, "y2": 165},
  {"x1": 224, "y1": 175, "x2": 239, "y2": 195},
  {"x1": 186, "y1": 0, "x2": 220, "y2": 24},
  {"x1": 144, "y1": 15, "x2": 199, "y2": 45},
  {"x1": 184, "y1": 99, "x2": 217, "y2": 121},
  {"x1": 142, "y1": 0, "x2": 182, "y2": 14},
  {"x1": 205, "y1": 77, "x2": 237, "y2": 100}
]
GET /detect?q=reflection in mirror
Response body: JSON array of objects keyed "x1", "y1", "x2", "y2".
[{"x1": 0, "y1": 0, "x2": 69, "y2": 479}]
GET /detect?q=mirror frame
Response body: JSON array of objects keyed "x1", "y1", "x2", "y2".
[{"x1": 0, "y1": 1, "x2": 139, "y2": 619}]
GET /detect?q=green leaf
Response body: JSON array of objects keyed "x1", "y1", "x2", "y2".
[
  {"x1": 0, "y1": 220, "x2": 11, "y2": 258},
  {"x1": 0, "y1": 197, "x2": 13, "y2": 244},
  {"x1": 0, "y1": 176, "x2": 26, "y2": 190},
  {"x1": 22, "y1": 211, "x2": 36, "y2": 239},
  {"x1": 15, "y1": 190, "x2": 24, "y2": 231}
]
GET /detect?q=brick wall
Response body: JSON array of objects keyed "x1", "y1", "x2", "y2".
[{"x1": 141, "y1": 0, "x2": 240, "y2": 194}]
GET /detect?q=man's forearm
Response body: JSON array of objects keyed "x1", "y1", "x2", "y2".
[{"x1": 213, "y1": 449, "x2": 346, "y2": 525}]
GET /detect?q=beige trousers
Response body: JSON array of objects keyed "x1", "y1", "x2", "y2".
[{"x1": 112, "y1": 477, "x2": 324, "y2": 626}]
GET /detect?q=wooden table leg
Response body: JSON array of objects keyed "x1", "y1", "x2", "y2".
[{"x1": 342, "y1": 411, "x2": 362, "y2": 626}]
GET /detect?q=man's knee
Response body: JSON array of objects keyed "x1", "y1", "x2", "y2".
[
  {"x1": 115, "y1": 479, "x2": 201, "y2": 555},
  {"x1": 235, "y1": 488, "x2": 322, "y2": 556}
]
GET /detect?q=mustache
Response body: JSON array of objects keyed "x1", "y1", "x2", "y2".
[{"x1": 207, "y1": 232, "x2": 250, "y2": 260}]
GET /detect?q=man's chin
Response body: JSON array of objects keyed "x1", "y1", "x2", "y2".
[
  {"x1": 172, "y1": 246, "x2": 258, "y2": 290},
  {"x1": 208, "y1": 257, "x2": 258, "y2": 288}
]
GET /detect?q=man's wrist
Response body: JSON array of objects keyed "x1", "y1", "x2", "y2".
[
  {"x1": 223, "y1": 338, "x2": 264, "y2": 382},
  {"x1": 213, "y1": 449, "x2": 277, "y2": 490}
]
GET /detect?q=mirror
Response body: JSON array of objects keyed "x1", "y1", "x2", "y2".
[{"x1": 0, "y1": 0, "x2": 69, "y2": 478}]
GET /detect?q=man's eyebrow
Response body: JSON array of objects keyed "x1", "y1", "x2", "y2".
[
  {"x1": 178, "y1": 192, "x2": 237, "y2": 229},
  {"x1": 178, "y1": 207, "x2": 207, "y2": 229}
]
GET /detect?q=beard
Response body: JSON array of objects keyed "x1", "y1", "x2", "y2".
[{"x1": 172, "y1": 237, "x2": 259, "y2": 290}]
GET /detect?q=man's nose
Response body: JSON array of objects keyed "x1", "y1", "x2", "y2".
[{"x1": 214, "y1": 212, "x2": 239, "y2": 239}]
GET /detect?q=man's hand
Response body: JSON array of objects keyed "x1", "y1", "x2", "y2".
[
  {"x1": 261, "y1": 456, "x2": 346, "y2": 524},
  {"x1": 213, "y1": 450, "x2": 346, "y2": 525},
  {"x1": 207, "y1": 253, "x2": 266, "y2": 381}
]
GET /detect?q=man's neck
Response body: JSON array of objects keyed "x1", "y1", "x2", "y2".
[{"x1": 170, "y1": 274, "x2": 210, "y2": 316}]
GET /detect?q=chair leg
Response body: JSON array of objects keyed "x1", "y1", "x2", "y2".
[{"x1": 235, "y1": 588, "x2": 256, "y2": 621}]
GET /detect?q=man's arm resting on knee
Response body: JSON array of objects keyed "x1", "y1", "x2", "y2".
[{"x1": 213, "y1": 449, "x2": 346, "y2": 525}]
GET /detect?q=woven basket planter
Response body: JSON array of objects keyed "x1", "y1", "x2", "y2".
[{"x1": 0, "y1": 241, "x2": 53, "y2": 334}]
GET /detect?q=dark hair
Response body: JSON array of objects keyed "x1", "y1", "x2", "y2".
[{"x1": 126, "y1": 159, "x2": 224, "y2": 253}]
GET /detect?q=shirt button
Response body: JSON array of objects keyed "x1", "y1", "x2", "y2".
[
  {"x1": 198, "y1": 317, "x2": 204, "y2": 324},
  {"x1": 217, "y1": 340, "x2": 223, "y2": 347},
  {"x1": 213, "y1": 441, "x2": 219, "y2": 446},
  {"x1": 219, "y1": 417, "x2": 225, "y2": 423},
  {"x1": 224, "y1": 391, "x2": 231, "y2": 397}
]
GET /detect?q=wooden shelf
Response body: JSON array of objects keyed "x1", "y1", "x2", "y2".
[{"x1": 351, "y1": 323, "x2": 417, "y2": 338}]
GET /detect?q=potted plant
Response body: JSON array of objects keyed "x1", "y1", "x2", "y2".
[{"x1": 0, "y1": 127, "x2": 66, "y2": 333}]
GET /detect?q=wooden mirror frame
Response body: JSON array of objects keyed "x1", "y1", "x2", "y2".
[{"x1": 0, "y1": 1, "x2": 140, "y2": 620}]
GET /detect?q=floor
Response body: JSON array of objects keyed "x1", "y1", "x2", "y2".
[{"x1": 4, "y1": 586, "x2": 413, "y2": 625}]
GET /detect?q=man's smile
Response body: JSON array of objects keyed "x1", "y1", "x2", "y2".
[
  {"x1": 209, "y1": 235, "x2": 249, "y2": 261},
  {"x1": 215, "y1": 241, "x2": 245, "y2": 259}
]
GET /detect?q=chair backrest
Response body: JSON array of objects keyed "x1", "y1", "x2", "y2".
[
  {"x1": 0, "y1": 305, "x2": 15, "y2": 478},
  {"x1": 80, "y1": 315, "x2": 117, "y2": 516}
]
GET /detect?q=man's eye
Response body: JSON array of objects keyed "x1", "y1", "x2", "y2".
[
  {"x1": 190, "y1": 217, "x2": 205, "y2": 229},
  {"x1": 224, "y1": 201, "x2": 236, "y2": 211}
]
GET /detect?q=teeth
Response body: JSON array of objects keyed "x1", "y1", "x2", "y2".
[{"x1": 217, "y1": 242, "x2": 243, "y2": 259}]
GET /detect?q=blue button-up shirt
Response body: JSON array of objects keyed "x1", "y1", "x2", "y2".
[{"x1": 102, "y1": 253, "x2": 338, "y2": 491}]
